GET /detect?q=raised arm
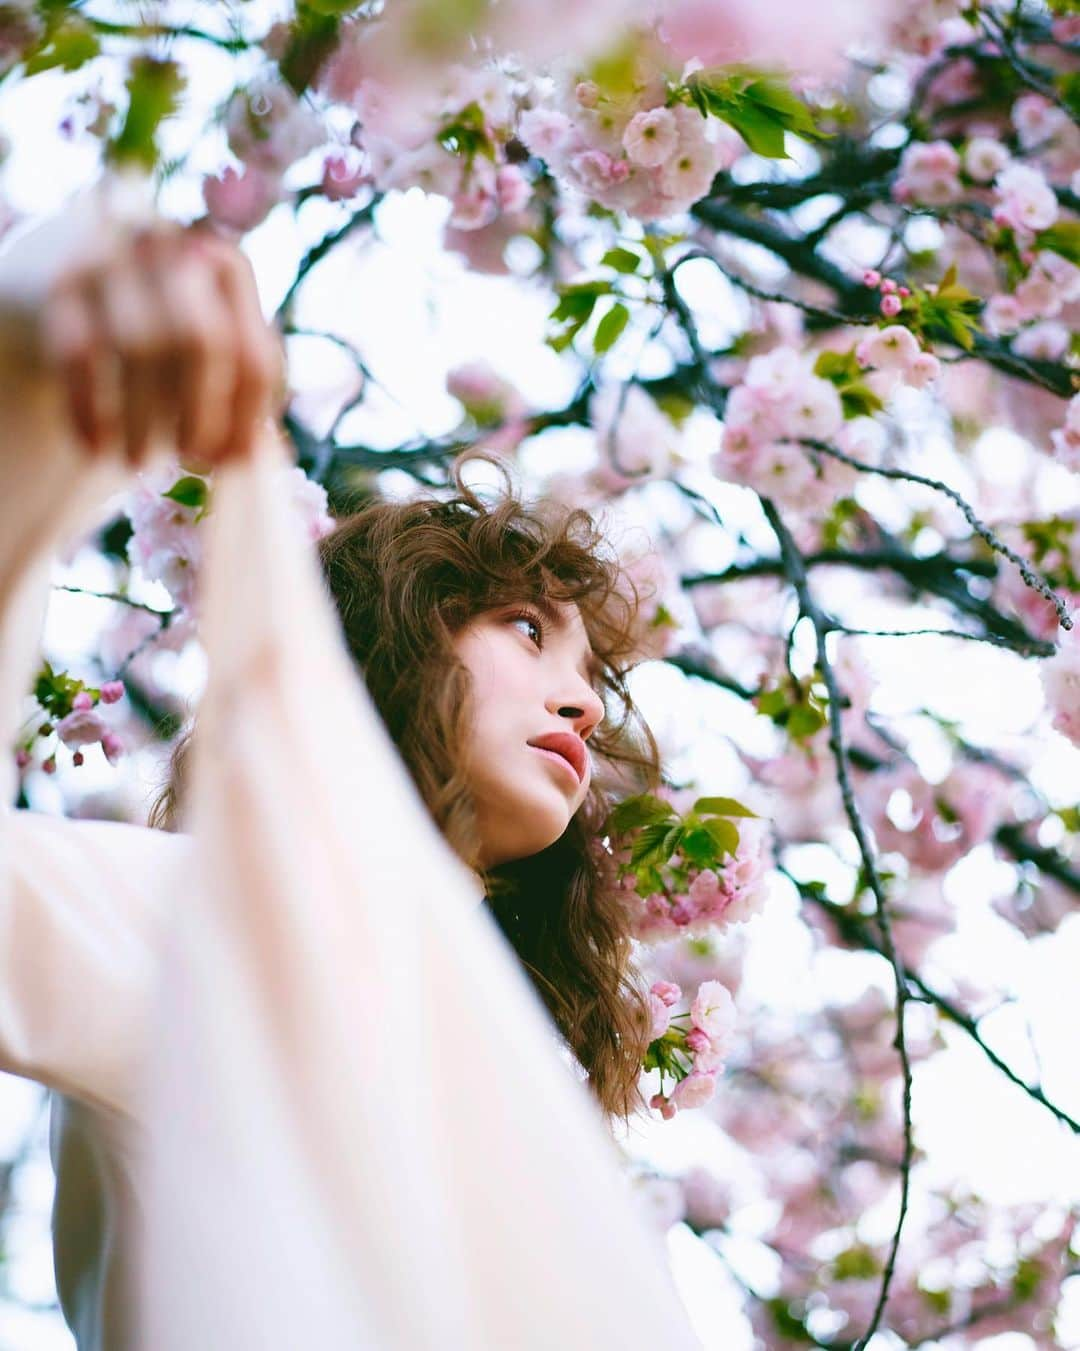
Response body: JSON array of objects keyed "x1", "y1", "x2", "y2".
[{"x1": 0, "y1": 176, "x2": 282, "y2": 1117}]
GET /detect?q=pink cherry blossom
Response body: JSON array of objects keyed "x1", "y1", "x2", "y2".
[
  {"x1": 648, "y1": 1091, "x2": 677, "y2": 1120},
  {"x1": 1050, "y1": 394, "x2": 1080, "y2": 473},
  {"x1": 285, "y1": 466, "x2": 336, "y2": 543},
  {"x1": 907, "y1": 351, "x2": 941, "y2": 388},
  {"x1": 894, "y1": 140, "x2": 963, "y2": 206},
  {"x1": 224, "y1": 77, "x2": 324, "y2": 173},
  {"x1": 55, "y1": 707, "x2": 109, "y2": 749},
  {"x1": 203, "y1": 165, "x2": 281, "y2": 234},
  {"x1": 1014, "y1": 267, "x2": 1061, "y2": 321},
  {"x1": 1012, "y1": 321, "x2": 1070, "y2": 362},
  {"x1": 100, "y1": 680, "x2": 125, "y2": 704},
  {"x1": 670, "y1": 1069, "x2": 719, "y2": 1110},
  {"x1": 689, "y1": 979, "x2": 736, "y2": 1045},
  {"x1": 623, "y1": 107, "x2": 678, "y2": 168},
  {"x1": 518, "y1": 107, "x2": 576, "y2": 158},
  {"x1": 856, "y1": 324, "x2": 921, "y2": 372},
  {"x1": 648, "y1": 991, "x2": 673, "y2": 1040},
  {"x1": 984, "y1": 293, "x2": 1024, "y2": 337},
  {"x1": 993, "y1": 162, "x2": 1059, "y2": 234},
  {"x1": 101, "y1": 732, "x2": 124, "y2": 765},
  {"x1": 1012, "y1": 93, "x2": 1072, "y2": 153},
  {"x1": 650, "y1": 980, "x2": 682, "y2": 1008},
  {"x1": 1040, "y1": 626, "x2": 1080, "y2": 745},
  {"x1": 495, "y1": 165, "x2": 532, "y2": 214},
  {"x1": 320, "y1": 152, "x2": 369, "y2": 201},
  {"x1": 964, "y1": 135, "x2": 1010, "y2": 183}
]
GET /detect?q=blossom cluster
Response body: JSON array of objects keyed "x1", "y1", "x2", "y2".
[
  {"x1": 14, "y1": 674, "x2": 126, "y2": 777},
  {"x1": 520, "y1": 89, "x2": 741, "y2": 222},
  {"x1": 620, "y1": 814, "x2": 770, "y2": 943},
  {"x1": 711, "y1": 346, "x2": 856, "y2": 512},
  {"x1": 126, "y1": 460, "x2": 335, "y2": 619},
  {"x1": 644, "y1": 976, "x2": 737, "y2": 1118}
]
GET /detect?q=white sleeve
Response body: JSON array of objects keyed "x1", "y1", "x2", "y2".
[
  {"x1": 0, "y1": 222, "x2": 183, "y2": 1121},
  {"x1": 136, "y1": 430, "x2": 704, "y2": 1349}
]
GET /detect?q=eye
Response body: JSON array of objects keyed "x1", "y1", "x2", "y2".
[{"x1": 506, "y1": 608, "x2": 545, "y2": 649}]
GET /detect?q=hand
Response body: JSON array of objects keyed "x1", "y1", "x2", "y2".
[{"x1": 38, "y1": 220, "x2": 286, "y2": 472}]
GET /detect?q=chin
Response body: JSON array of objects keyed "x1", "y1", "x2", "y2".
[{"x1": 476, "y1": 781, "x2": 573, "y2": 866}]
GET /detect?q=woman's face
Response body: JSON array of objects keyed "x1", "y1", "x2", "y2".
[{"x1": 451, "y1": 597, "x2": 606, "y2": 869}]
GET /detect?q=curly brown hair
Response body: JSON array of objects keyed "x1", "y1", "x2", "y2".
[{"x1": 149, "y1": 453, "x2": 664, "y2": 1126}]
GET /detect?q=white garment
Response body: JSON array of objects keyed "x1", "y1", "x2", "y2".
[{"x1": 0, "y1": 189, "x2": 703, "y2": 1349}]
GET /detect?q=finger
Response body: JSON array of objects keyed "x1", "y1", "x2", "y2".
[
  {"x1": 40, "y1": 275, "x2": 109, "y2": 455},
  {"x1": 206, "y1": 245, "x2": 282, "y2": 464},
  {"x1": 98, "y1": 256, "x2": 167, "y2": 468},
  {"x1": 148, "y1": 238, "x2": 237, "y2": 466}
]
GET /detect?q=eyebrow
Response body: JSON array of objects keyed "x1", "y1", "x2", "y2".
[{"x1": 528, "y1": 596, "x2": 604, "y2": 685}]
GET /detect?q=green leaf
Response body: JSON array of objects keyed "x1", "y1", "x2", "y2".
[
  {"x1": 653, "y1": 391, "x2": 696, "y2": 425},
  {"x1": 606, "y1": 792, "x2": 676, "y2": 835},
  {"x1": 788, "y1": 704, "x2": 827, "y2": 740},
  {"x1": 702, "y1": 817, "x2": 739, "y2": 857},
  {"x1": 813, "y1": 349, "x2": 861, "y2": 384},
  {"x1": 840, "y1": 383, "x2": 885, "y2": 419},
  {"x1": 631, "y1": 820, "x2": 679, "y2": 867},
  {"x1": 1055, "y1": 805, "x2": 1080, "y2": 832},
  {"x1": 437, "y1": 101, "x2": 494, "y2": 162},
  {"x1": 942, "y1": 309, "x2": 977, "y2": 351},
  {"x1": 550, "y1": 282, "x2": 608, "y2": 323},
  {"x1": 107, "y1": 56, "x2": 185, "y2": 172},
  {"x1": 833, "y1": 1246, "x2": 880, "y2": 1281},
  {"x1": 162, "y1": 475, "x2": 209, "y2": 511},
  {"x1": 593, "y1": 301, "x2": 630, "y2": 354},
  {"x1": 680, "y1": 825, "x2": 716, "y2": 864},
  {"x1": 600, "y1": 247, "x2": 642, "y2": 275},
  {"x1": 724, "y1": 101, "x2": 787, "y2": 158},
  {"x1": 1038, "y1": 221, "x2": 1080, "y2": 267},
  {"x1": 693, "y1": 796, "x2": 758, "y2": 818},
  {"x1": 1012, "y1": 1257, "x2": 1043, "y2": 1301},
  {"x1": 745, "y1": 78, "x2": 820, "y2": 140},
  {"x1": 755, "y1": 688, "x2": 788, "y2": 719},
  {"x1": 23, "y1": 17, "x2": 100, "y2": 76}
]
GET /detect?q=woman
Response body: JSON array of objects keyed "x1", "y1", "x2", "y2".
[{"x1": 0, "y1": 185, "x2": 702, "y2": 1348}]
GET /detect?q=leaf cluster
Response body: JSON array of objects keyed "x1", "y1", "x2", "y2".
[
  {"x1": 32, "y1": 660, "x2": 99, "y2": 724},
  {"x1": 756, "y1": 676, "x2": 829, "y2": 745},
  {"x1": 603, "y1": 791, "x2": 757, "y2": 900},
  {"x1": 914, "y1": 264, "x2": 982, "y2": 352},
  {"x1": 673, "y1": 67, "x2": 826, "y2": 160}
]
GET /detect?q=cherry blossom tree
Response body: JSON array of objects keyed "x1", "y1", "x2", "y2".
[{"x1": 1, "y1": 1, "x2": 1078, "y2": 1347}]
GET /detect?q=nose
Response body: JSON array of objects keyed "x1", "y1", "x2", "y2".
[{"x1": 548, "y1": 676, "x2": 605, "y2": 740}]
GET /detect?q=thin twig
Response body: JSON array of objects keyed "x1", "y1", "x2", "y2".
[
  {"x1": 761, "y1": 498, "x2": 916, "y2": 1349},
  {"x1": 803, "y1": 439, "x2": 1074, "y2": 632}
]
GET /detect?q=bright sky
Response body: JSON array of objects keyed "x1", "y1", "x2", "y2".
[{"x1": 0, "y1": 17, "x2": 1078, "y2": 1349}]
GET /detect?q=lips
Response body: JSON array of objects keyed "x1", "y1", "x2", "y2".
[{"x1": 527, "y1": 732, "x2": 587, "y2": 785}]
